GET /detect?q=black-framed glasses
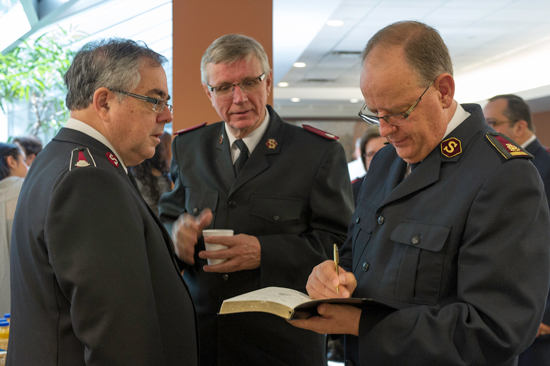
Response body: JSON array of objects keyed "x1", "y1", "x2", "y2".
[
  {"x1": 206, "y1": 73, "x2": 266, "y2": 98},
  {"x1": 358, "y1": 80, "x2": 434, "y2": 126},
  {"x1": 486, "y1": 119, "x2": 517, "y2": 128},
  {"x1": 114, "y1": 90, "x2": 172, "y2": 113}
]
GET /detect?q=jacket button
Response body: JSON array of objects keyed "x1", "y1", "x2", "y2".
[
  {"x1": 222, "y1": 274, "x2": 229, "y2": 281},
  {"x1": 228, "y1": 201, "x2": 237, "y2": 208},
  {"x1": 411, "y1": 236, "x2": 420, "y2": 245},
  {"x1": 377, "y1": 216, "x2": 385, "y2": 225},
  {"x1": 362, "y1": 262, "x2": 370, "y2": 272},
  {"x1": 345, "y1": 360, "x2": 354, "y2": 366},
  {"x1": 192, "y1": 207, "x2": 199, "y2": 214},
  {"x1": 355, "y1": 217, "x2": 361, "y2": 224},
  {"x1": 273, "y1": 215, "x2": 280, "y2": 221}
]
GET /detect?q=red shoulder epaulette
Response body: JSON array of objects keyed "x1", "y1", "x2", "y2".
[
  {"x1": 174, "y1": 122, "x2": 207, "y2": 135},
  {"x1": 486, "y1": 132, "x2": 533, "y2": 160},
  {"x1": 302, "y1": 124, "x2": 339, "y2": 140}
]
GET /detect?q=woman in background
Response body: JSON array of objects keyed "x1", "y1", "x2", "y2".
[
  {"x1": 131, "y1": 133, "x2": 172, "y2": 216},
  {"x1": 0, "y1": 143, "x2": 29, "y2": 314}
]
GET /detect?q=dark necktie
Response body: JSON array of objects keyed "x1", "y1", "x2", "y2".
[
  {"x1": 410, "y1": 162, "x2": 420, "y2": 172},
  {"x1": 234, "y1": 139, "x2": 249, "y2": 176}
]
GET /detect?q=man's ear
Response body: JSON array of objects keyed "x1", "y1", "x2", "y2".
[
  {"x1": 435, "y1": 73, "x2": 455, "y2": 109},
  {"x1": 514, "y1": 120, "x2": 529, "y2": 136},
  {"x1": 93, "y1": 87, "x2": 113, "y2": 121},
  {"x1": 265, "y1": 70, "x2": 273, "y2": 97},
  {"x1": 202, "y1": 83, "x2": 214, "y2": 104}
]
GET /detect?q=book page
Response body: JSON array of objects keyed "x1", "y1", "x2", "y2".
[{"x1": 223, "y1": 287, "x2": 312, "y2": 309}]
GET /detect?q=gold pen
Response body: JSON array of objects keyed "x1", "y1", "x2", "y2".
[{"x1": 333, "y1": 244, "x2": 339, "y2": 295}]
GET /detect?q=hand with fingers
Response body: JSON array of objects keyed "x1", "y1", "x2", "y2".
[
  {"x1": 306, "y1": 260, "x2": 358, "y2": 300},
  {"x1": 172, "y1": 208, "x2": 213, "y2": 265},
  {"x1": 289, "y1": 260, "x2": 361, "y2": 335},
  {"x1": 199, "y1": 234, "x2": 261, "y2": 273}
]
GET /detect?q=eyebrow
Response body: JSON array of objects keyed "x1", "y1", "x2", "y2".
[{"x1": 148, "y1": 88, "x2": 170, "y2": 101}]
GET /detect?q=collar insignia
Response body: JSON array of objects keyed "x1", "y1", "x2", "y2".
[
  {"x1": 441, "y1": 137, "x2": 462, "y2": 158},
  {"x1": 265, "y1": 139, "x2": 277, "y2": 149}
]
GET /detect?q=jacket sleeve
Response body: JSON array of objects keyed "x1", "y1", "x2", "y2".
[
  {"x1": 45, "y1": 168, "x2": 167, "y2": 365},
  {"x1": 258, "y1": 141, "x2": 354, "y2": 291},
  {"x1": 356, "y1": 159, "x2": 550, "y2": 366}
]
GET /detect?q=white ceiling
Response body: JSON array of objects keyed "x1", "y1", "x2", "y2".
[
  {"x1": 24, "y1": 0, "x2": 550, "y2": 119},
  {"x1": 273, "y1": 0, "x2": 550, "y2": 118}
]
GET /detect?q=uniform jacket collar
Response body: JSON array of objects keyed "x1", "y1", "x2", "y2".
[
  {"x1": 215, "y1": 105, "x2": 285, "y2": 196},
  {"x1": 381, "y1": 104, "x2": 487, "y2": 207}
]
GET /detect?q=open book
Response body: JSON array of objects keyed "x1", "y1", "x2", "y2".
[{"x1": 219, "y1": 286, "x2": 392, "y2": 320}]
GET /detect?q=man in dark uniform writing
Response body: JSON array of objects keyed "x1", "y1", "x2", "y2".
[
  {"x1": 291, "y1": 21, "x2": 550, "y2": 366},
  {"x1": 159, "y1": 34, "x2": 353, "y2": 365},
  {"x1": 9, "y1": 39, "x2": 198, "y2": 365}
]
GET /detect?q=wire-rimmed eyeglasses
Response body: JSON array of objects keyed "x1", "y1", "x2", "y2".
[
  {"x1": 358, "y1": 80, "x2": 434, "y2": 126},
  {"x1": 114, "y1": 90, "x2": 173, "y2": 113},
  {"x1": 206, "y1": 73, "x2": 266, "y2": 98}
]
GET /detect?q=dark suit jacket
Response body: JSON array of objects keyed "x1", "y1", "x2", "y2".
[
  {"x1": 340, "y1": 104, "x2": 550, "y2": 366},
  {"x1": 8, "y1": 128, "x2": 198, "y2": 366},
  {"x1": 351, "y1": 175, "x2": 366, "y2": 207},
  {"x1": 159, "y1": 105, "x2": 353, "y2": 366},
  {"x1": 518, "y1": 137, "x2": 550, "y2": 366}
]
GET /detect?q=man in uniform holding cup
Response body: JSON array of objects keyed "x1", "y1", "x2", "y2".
[{"x1": 159, "y1": 34, "x2": 353, "y2": 365}]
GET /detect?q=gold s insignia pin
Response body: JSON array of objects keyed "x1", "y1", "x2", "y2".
[
  {"x1": 266, "y1": 139, "x2": 277, "y2": 149},
  {"x1": 441, "y1": 137, "x2": 462, "y2": 158}
]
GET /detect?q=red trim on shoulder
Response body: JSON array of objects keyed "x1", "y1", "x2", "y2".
[
  {"x1": 302, "y1": 124, "x2": 339, "y2": 140},
  {"x1": 174, "y1": 122, "x2": 207, "y2": 135}
]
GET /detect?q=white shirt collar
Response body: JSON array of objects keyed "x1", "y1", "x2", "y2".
[
  {"x1": 522, "y1": 134, "x2": 537, "y2": 149},
  {"x1": 442, "y1": 103, "x2": 471, "y2": 139},
  {"x1": 64, "y1": 118, "x2": 128, "y2": 173},
  {"x1": 225, "y1": 107, "x2": 270, "y2": 163}
]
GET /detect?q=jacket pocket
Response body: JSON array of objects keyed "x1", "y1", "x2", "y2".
[
  {"x1": 377, "y1": 221, "x2": 451, "y2": 305},
  {"x1": 184, "y1": 189, "x2": 218, "y2": 216}
]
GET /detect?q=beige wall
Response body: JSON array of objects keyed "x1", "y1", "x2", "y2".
[
  {"x1": 172, "y1": 0, "x2": 273, "y2": 133},
  {"x1": 533, "y1": 111, "x2": 550, "y2": 147}
]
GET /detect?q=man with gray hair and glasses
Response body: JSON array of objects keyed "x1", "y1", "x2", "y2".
[
  {"x1": 291, "y1": 21, "x2": 550, "y2": 366},
  {"x1": 159, "y1": 34, "x2": 353, "y2": 365},
  {"x1": 9, "y1": 39, "x2": 198, "y2": 365}
]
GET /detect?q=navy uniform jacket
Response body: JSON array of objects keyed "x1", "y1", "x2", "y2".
[
  {"x1": 8, "y1": 128, "x2": 198, "y2": 366},
  {"x1": 518, "y1": 137, "x2": 550, "y2": 366},
  {"x1": 340, "y1": 104, "x2": 550, "y2": 366},
  {"x1": 159, "y1": 105, "x2": 353, "y2": 366}
]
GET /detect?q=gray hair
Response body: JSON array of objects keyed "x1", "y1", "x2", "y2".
[
  {"x1": 200, "y1": 34, "x2": 271, "y2": 84},
  {"x1": 362, "y1": 21, "x2": 453, "y2": 84},
  {"x1": 64, "y1": 38, "x2": 167, "y2": 110}
]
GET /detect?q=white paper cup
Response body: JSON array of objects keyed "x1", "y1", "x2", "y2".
[{"x1": 203, "y1": 229, "x2": 234, "y2": 265}]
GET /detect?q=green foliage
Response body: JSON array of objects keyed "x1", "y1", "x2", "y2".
[{"x1": 0, "y1": 27, "x2": 84, "y2": 136}]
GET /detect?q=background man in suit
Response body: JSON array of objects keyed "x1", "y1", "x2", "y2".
[
  {"x1": 159, "y1": 34, "x2": 353, "y2": 366},
  {"x1": 351, "y1": 125, "x2": 385, "y2": 206},
  {"x1": 484, "y1": 94, "x2": 550, "y2": 366},
  {"x1": 291, "y1": 21, "x2": 550, "y2": 366},
  {"x1": 9, "y1": 39, "x2": 198, "y2": 366}
]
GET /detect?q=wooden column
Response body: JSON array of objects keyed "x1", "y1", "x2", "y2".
[{"x1": 172, "y1": 0, "x2": 273, "y2": 132}]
